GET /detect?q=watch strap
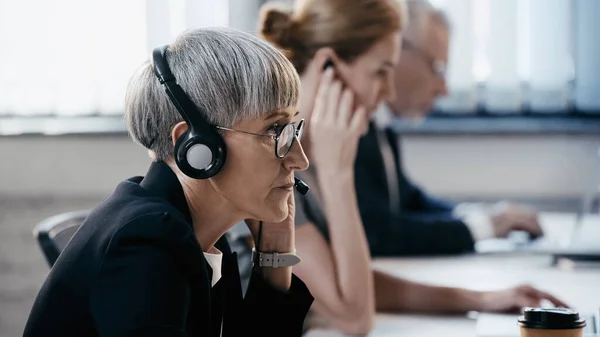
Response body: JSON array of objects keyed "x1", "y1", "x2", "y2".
[{"x1": 252, "y1": 248, "x2": 301, "y2": 268}]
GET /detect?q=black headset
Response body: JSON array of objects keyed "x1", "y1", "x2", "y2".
[
  {"x1": 151, "y1": 45, "x2": 310, "y2": 195},
  {"x1": 152, "y1": 45, "x2": 226, "y2": 179}
]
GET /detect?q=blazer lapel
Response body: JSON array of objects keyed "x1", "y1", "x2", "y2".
[
  {"x1": 174, "y1": 235, "x2": 214, "y2": 336},
  {"x1": 215, "y1": 236, "x2": 243, "y2": 304},
  {"x1": 215, "y1": 236, "x2": 245, "y2": 336}
]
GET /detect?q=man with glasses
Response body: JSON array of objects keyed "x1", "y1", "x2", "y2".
[{"x1": 355, "y1": 0, "x2": 544, "y2": 256}]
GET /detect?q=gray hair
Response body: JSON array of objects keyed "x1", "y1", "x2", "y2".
[
  {"x1": 404, "y1": 0, "x2": 450, "y2": 41},
  {"x1": 125, "y1": 27, "x2": 301, "y2": 162}
]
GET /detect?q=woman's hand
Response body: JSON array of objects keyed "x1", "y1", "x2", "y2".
[
  {"x1": 309, "y1": 67, "x2": 368, "y2": 175},
  {"x1": 245, "y1": 192, "x2": 295, "y2": 254},
  {"x1": 244, "y1": 193, "x2": 296, "y2": 292},
  {"x1": 479, "y1": 284, "x2": 569, "y2": 313}
]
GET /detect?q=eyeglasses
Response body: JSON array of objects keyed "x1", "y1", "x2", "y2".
[
  {"x1": 402, "y1": 39, "x2": 447, "y2": 79},
  {"x1": 216, "y1": 119, "x2": 305, "y2": 158}
]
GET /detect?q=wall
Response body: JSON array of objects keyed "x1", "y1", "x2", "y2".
[
  {"x1": 1, "y1": 134, "x2": 598, "y2": 199},
  {"x1": 401, "y1": 134, "x2": 599, "y2": 199}
]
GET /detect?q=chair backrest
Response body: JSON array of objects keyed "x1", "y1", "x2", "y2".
[{"x1": 33, "y1": 210, "x2": 91, "y2": 267}]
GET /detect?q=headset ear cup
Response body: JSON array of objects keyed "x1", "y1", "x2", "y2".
[
  {"x1": 174, "y1": 130, "x2": 227, "y2": 179},
  {"x1": 186, "y1": 143, "x2": 213, "y2": 170},
  {"x1": 201, "y1": 134, "x2": 227, "y2": 178},
  {"x1": 174, "y1": 132, "x2": 195, "y2": 177},
  {"x1": 153, "y1": 46, "x2": 228, "y2": 179}
]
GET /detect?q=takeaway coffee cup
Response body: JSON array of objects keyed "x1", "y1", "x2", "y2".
[{"x1": 518, "y1": 308, "x2": 586, "y2": 337}]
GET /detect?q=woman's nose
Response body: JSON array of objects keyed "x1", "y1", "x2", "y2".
[{"x1": 284, "y1": 137, "x2": 309, "y2": 171}]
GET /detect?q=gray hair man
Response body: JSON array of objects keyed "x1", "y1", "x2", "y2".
[{"x1": 354, "y1": 0, "x2": 545, "y2": 258}]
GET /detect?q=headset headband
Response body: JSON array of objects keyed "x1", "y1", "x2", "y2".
[{"x1": 152, "y1": 45, "x2": 215, "y2": 135}]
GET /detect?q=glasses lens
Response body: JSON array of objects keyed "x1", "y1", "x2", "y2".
[
  {"x1": 433, "y1": 60, "x2": 446, "y2": 78},
  {"x1": 276, "y1": 123, "x2": 295, "y2": 157}
]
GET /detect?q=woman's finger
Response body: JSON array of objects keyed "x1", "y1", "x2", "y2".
[
  {"x1": 337, "y1": 88, "x2": 354, "y2": 127},
  {"x1": 312, "y1": 67, "x2": 334, "y2": 124},
  {"x1": 349, "y1": 105, "x2": 368, "y2": 133},
  {"x1": 324, "y1": 80, "x2": 343, "y2": 123},
  {"x1": 287, "y1": 190, "x2": 296, "y2": 215},
  {"x1": 529, "y1": 288, "x2": 570, "y2": 308}
]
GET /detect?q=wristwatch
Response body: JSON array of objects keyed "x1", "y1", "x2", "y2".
[{"x1": 252, "y1": 248, "x2": 301, "y2": 268}]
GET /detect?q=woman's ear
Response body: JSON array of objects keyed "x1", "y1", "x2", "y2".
[
  {"x1": 313, "y1": 47, "x2": 353, "y2": 87},
  {"x1": 170, "y1": 121, "x2": 189, "y2": 146},
  {"x1": 313, "y1": 47, "x2": 339, "y2": 71}
]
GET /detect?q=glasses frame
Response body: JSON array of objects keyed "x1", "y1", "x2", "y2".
[
  {"x1": 402, "y1": 38, "x2": 447, "y2": 79},
  {"x1": 216, "y1": 119, "x2": 305, "y2": 159}
]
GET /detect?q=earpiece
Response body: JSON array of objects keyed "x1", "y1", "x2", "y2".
[
  {"x1": 323, "y1": 59, "x2": 334, "y2": 70},
  {"x1": 294, "y1": 177, "x2": 310, "y2": 195},
  {"x1": 152, "y1": 45, "x2": 227, "y2": 179}
]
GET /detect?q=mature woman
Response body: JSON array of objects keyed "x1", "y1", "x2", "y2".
[
  {"x1": 256, "y1": 0, "x2": 566, "y2": 335},
  {"x1": 24, "y1": 27, "x2": 312, "y2": 336}
]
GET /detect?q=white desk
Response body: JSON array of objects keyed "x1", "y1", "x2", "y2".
[{"x1": 304, "y1": 213, "x2": 600, "y2": 337}]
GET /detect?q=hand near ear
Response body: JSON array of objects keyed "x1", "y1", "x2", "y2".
[{"x1": 309, "y1": 65, "x2": 368, "y2": 177}]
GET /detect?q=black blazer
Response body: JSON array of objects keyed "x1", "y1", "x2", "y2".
[
  {"x1": 24, "y1": 162, "x2": 313, "y2": 337},
  {"x1": 354, "y1": 122, "x2": 476, "y2": 256}
]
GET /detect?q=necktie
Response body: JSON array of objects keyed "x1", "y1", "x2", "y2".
[{"x1": 375, "y1": 128, "x2": 401, "y2": 218}]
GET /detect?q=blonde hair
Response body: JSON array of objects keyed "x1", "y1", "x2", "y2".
[{"x1": 258, "y1": 0, "x2": 407, "y2": 73}]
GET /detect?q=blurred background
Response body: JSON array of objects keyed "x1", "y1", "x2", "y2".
[{"x1": 0, "y1": 0, "x2": 598, "y2": 335}]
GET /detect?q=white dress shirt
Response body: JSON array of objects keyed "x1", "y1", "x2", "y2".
[
  {"x1": 204, "y1": 247, "x2": 223, "y2": 336},
  {"x1": 204, "y1": 247, "x2": 223, "y2": 287},
  {"x1": 372, "y1": 103, "x2": 494, "y2": 241}
]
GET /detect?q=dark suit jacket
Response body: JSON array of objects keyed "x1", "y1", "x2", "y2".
[
  {"x1": 354, "y1": 122, "x2": 476, "y2": 256},
  {"x1": 24, "y1": 162, "x2": 313, "y2": 337}
]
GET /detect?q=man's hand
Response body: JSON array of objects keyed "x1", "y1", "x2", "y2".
[
  {"x1": 490, "y1": 202, "x2": 543, "y2": 238},
  {"x1": 479, "y1": 285, "x2": 569, "y2": 313}
]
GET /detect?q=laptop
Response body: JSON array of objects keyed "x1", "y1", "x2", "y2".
[{"x1": 476, "y1": 312, "x2": 599, "y2": 337}]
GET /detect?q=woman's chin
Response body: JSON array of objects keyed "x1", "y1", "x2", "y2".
[{"x1": 241, "y1": 196, "x2": 289, "y2": 223}]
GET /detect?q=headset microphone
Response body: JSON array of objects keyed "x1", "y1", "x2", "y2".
[{"x1": 294, "y1": 177, "x2": 310, "y2": 195}]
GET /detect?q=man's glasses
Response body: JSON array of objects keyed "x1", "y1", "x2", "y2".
[
  {"x1": 402, "y1": 39, "x2": 447, "y2": 79},
  {"x1": 216, "y1": 119, "x2": 305, "y2": 158}
]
